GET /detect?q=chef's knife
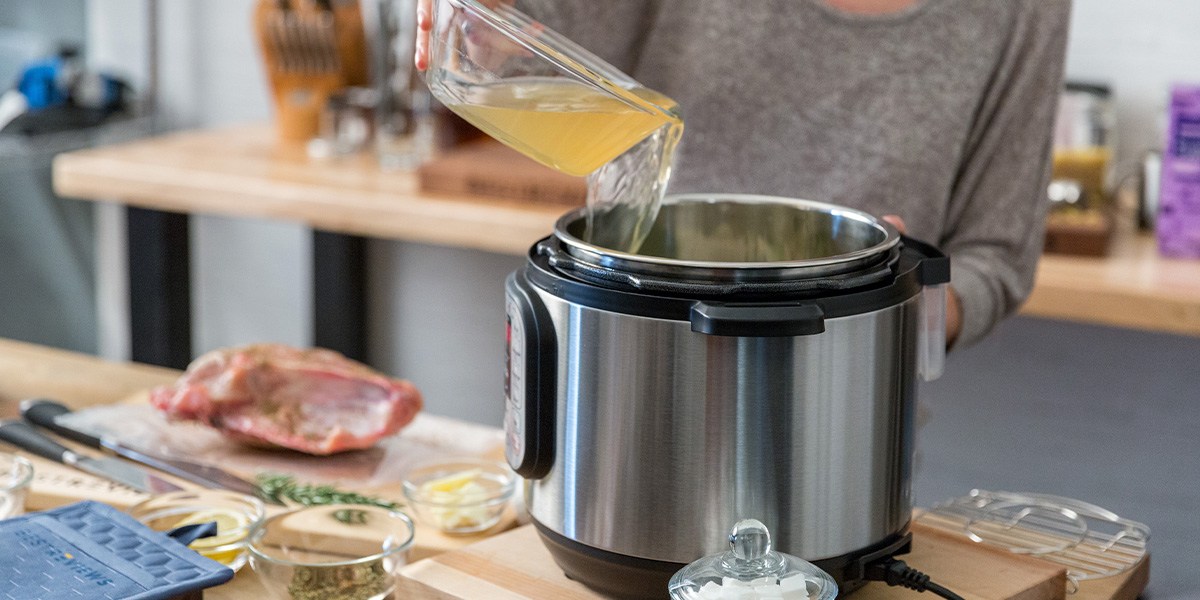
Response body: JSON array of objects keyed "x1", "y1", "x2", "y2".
[
  {"x1": 20, "y1": 399, "x2": 271, "y2": 502},
  {"x1": 0, "y1": 419, "x2": 182, "y2": 494}
]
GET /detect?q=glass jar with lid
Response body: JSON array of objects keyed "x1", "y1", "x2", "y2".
[
  {"x1": 668, "y1": 519, "x2": 838, "y2": 600},
  {"x1": 1050, "y1": 81, "x2": 1116, "y2": 212}
]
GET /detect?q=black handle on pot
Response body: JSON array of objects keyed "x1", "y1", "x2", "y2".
[
  {"x1": 901, "y1": 235, "x2": 951, "y2": 286},
  {"x1": 503, "y1": 270, "x2": 557, "y2": 479},
  {"x1": 690, "y1": 302, "x2": 825, "y2": 337}
]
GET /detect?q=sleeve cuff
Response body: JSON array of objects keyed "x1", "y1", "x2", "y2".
[{"x1": 949, "y1": 256, "x2": 1003, "y2": 349}]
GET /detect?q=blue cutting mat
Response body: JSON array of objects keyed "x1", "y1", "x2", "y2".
[{"x1": 0, "y1": 501, "x2": 233, "y2": 600}]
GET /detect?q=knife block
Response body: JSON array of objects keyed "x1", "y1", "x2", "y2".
[{"x1": 254, "y1": 0, "x2": 369, "y2": 142}]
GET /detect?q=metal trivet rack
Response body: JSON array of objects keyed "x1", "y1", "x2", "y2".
[{"x1": 918, "y1": 489, "x2": 1149, "y2": 593}]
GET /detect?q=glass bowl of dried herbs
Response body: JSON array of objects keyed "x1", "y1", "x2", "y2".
[{"x1": 247, "y1": 504, "x2": 415, "y2": 600}]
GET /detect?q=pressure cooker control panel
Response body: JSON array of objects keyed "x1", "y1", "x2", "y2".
[
  {"x1": 505, "y1": 300, "x2": 527, "y2": 463},
  {"x1": 503, "y1": 272, "x2": 556, "y2": 479}
]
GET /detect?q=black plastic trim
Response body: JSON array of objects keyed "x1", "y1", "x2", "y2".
[
  {"x1": 533, "y1": 519, "x2": 686, "y2": 599},
  {"x1": 504, "y1": 273, "x2": 556, "y2": 479},
  {"x1": 821, "y1": 525, "x2": 914, "y2": 589},
  {"x1": 690, "y1": 302, "x2": 825, "y2": 337},
  {"x1": 524, "y1": 237, "x2": 943, "y2": 325},
  {"x1": 900, "y1": 235, "x2": 951, "y2": 286},
  {"x1": 533, "y1": 518, "x2": 913, "y2": 597}
]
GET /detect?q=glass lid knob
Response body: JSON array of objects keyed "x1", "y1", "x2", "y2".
[
  {"x1": 668, "y1": 519, "x2": 839, "y2": 600},
  {"x1": 729, "y1": 519, "x2": 772, "y2": 562}
]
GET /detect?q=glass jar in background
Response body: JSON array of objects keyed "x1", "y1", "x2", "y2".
[
  {"x1": 368, "y1": 0, "x2": 435, "y2": 170},
  {"x1": 1, "y1": 452, "x2": 33, "y2": 519},
  {"x1": 1051, "y1": 82, "x2": 1116, "y2": 212},
  {"x1": 308, "y1": 86, "x2": 379, "y2": 159}
]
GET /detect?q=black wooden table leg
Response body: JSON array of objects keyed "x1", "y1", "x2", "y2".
[
  {"x1": 313, "y1": 231, "x2": 368, "y2": 362},
  {"x1": 126, "y1": 206, "x2": 192, "y2": 369}
]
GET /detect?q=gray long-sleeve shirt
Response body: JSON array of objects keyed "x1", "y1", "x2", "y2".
[{"x1": 521, "y1": 0, "x2": 1071, "y2": 347}]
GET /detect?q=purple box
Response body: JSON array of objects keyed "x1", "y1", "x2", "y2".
[{"x1": 1158, "y1": 84, "x2": 1200, "y2": 258}]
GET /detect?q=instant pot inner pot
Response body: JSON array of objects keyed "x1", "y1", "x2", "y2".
[
  {"x1": 566, "y1": 195, "x2": 893, "y2": 262},
  {"x1": 556, "y1": 194, "x2": 900, "y2": 287}
]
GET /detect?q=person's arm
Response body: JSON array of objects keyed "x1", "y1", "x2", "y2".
[{"x1": 937, "y1": 0, "x2": 1071, "y2": 348}]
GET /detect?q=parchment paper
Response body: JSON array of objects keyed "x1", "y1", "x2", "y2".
[{"x1": 59, "y1": 404, "x2": 505, "y2": 488}]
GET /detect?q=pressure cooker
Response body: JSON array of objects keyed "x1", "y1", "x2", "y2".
[{"x1": 503, "y1": 194, "x2": 950, "y2": 598}]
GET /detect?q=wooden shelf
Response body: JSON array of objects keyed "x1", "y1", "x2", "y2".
[
  {"x1": 52, "y1": 124, "x2": 1200, "y2": 337},
  {"x1": 1026, "y1": 232, "x2": 1200, "y2": 337},
  {"x1": 53, "y1": 124, "x2": 563, "y2": 256}
]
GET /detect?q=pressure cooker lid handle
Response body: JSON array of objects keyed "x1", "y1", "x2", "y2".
[
  {"x1": 900, "y1": 234, "x2": 951, "y2": 381},
  {"x1": 689, "y1": 302, "x2": 825, "y2": 337},
  {"x1": 900, "y1": 235, "x2": 951, "y2": 286}
]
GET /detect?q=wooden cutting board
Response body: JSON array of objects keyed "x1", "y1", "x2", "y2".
[
  {"x1": 54, "y1": 400, "x2": 506, "y2": 488},
  {"x1": 418, "y1": 139, "x2": 587, "y2": 206},
  {"x1": 396, "y1": 522, "x2": 1147, "y2": 600},
  {"x1": 15, "y1": 399, "x2": 516, "y2": 561}
]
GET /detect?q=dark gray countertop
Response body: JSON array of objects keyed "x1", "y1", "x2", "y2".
[{"x1": 917, "y1": 316, "x2": 1199, "y2": 600}]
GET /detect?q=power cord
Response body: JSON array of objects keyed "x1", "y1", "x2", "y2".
[{"x1": 864, "y1": 558, "x2": 966, "y2": 600}]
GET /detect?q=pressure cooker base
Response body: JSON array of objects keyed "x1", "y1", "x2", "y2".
[
  {"x1": 533, "y1": 519, "x2": 684, "y2": 599},
  {"x1": 533, "y1": 518, "x2": 913, "y2": 598}
]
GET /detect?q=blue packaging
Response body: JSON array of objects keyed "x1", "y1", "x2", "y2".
[
  {"x1": 1158, "y1": 84, "x2": 1200, "y2": 257},
  {"x1": 0, "y1": 501, "x2": 233, "y2": 600}
]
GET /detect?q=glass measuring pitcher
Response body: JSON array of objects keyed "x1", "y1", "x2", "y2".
[{"x1": 423, "y1": 0, "x2": 682, "y2": 177}]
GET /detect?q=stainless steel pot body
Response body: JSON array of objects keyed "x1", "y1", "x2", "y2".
[{"x1": 521, "y1": 291, "x2": 919, "y2": 564}]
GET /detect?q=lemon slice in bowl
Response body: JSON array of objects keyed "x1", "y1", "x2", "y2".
[
  {"x1": 172, "y1": 508, "x2": 252, "y2": 564},
  {"x1": 421, "y1": 468, "x2": 485, "y2": 494}
]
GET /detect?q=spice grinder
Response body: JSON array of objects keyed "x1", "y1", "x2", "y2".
[{"x1": 504, "y1": 194, "x2": 949, "y2": 598}]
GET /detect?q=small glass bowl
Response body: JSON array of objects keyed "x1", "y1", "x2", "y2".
[
  {"x1": 248, "y1": 505, "x2": 415, "y2": 600},
  {"x1": 0, "y1": 452, "x2": 34, "y2": 519},
  {"x1": 402, "y1": 458, "x2": 516, "y2": 535},
  {"x1": 129, "y1": 490, "x2": 265, "y2": 572}
]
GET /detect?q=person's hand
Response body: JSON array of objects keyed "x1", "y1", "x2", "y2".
[
  {"x1": 415, "y1": 0, "x2": 433, "y2": 71},
  {"x1": 883, "y1": 215, "x2": 962, "y2": 348}
]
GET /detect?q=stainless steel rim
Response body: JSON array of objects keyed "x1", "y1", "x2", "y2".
[{"x1": 553, "y1": 193, "x2": 901, "y2": 283}]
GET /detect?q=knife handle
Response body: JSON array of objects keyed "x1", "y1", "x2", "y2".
[
  {"x1": 20, "y1": 399, "x2": 103, "y2": 449},
  {"x1": 0, "y1": 419, "x2": 76, "y2": 464}
]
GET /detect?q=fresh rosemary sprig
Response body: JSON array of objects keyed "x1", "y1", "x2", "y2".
[{"x1": 254, "y1": 473, "x2": 403, "y2": 524}]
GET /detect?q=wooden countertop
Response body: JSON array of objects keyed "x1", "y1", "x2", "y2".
[
  {"x1": 0, "y1": 339, "x2": 275, "y2": 598},
  {"x1": 0, "y1": 338, "x2": 498, "y2": 599},
  {"x1": 0, "y1": 339, "x2": 1149, "y2": 600},
  {"x1": 1024, "y1": 231, "x2": 1200, "y2": 337},
  {"x1": 52, "y1": 124, "x2": 1200, "y2": 337},
  {"x1": 0, "y1": 338, "x2": 177, "y2": 415},
  {"x1": 53, "y1": 124, "x2": 562, "y2": 256}
]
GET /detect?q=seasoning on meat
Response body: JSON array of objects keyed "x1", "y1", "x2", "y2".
[{"x1": 149, "y1": 344, "x2": 422, "y2": 455}]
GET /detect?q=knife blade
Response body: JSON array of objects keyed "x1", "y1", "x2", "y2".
[
  {"x1": 21, "y1": 399, "x2": 273, "y2": 503},
  {"x1": 0, "y1": 419, "x2": 182, "y2": 494}
]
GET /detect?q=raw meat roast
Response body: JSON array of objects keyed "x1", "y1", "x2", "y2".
[{"x1": 150, "y1": 344, "x2": 423, "y2": 455}]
